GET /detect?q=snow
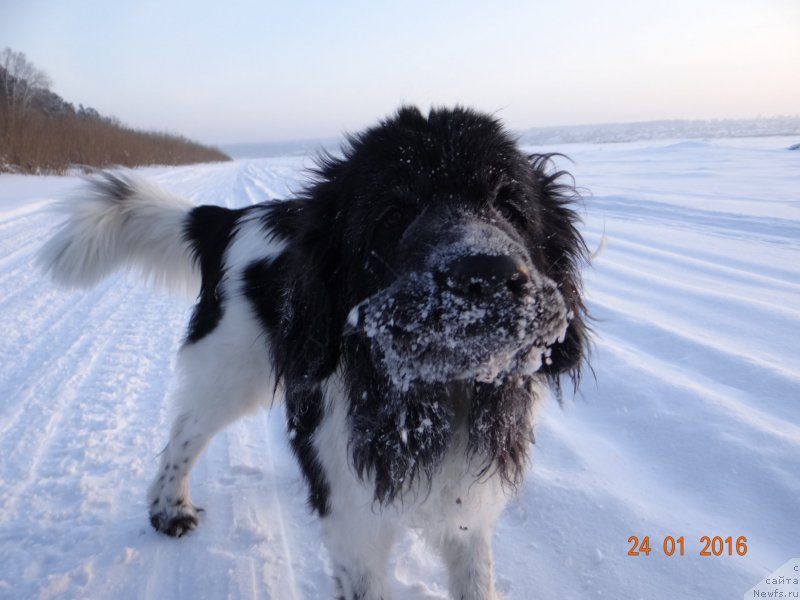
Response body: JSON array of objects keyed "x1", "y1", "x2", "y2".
[
  {"x1": 1, "y1": 135, "x2": 799, "y2": 599},
  {"x1": 515, "y1": 117, "x2": 800, "y2": 146}
]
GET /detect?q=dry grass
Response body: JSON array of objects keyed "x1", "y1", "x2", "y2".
[{"x1": 0, "y1": 108, "x2": 230, "y2": 174}]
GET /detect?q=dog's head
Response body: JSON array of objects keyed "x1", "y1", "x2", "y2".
[{"x1": 279, "y1": 106, "x2": 588, "y2": 500}]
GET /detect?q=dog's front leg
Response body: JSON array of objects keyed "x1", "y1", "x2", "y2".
[
  {"x1": 321, "y1": 509, "x2": 396, "y2": 600},
  {"x1": 430, "y1": 479, "x2": 505, "y2": 600},
  {"x1": 440, "y1": 527, "x2": 498, "y2": 600}
]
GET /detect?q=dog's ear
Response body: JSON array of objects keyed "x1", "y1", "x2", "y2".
[{"x1": 527, "y1": 154, "x2": 590, "y2": 382}]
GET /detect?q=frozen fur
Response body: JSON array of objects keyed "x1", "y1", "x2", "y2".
[{"x1": 38, "y1": 106, "x2": 589, "y2": 600}]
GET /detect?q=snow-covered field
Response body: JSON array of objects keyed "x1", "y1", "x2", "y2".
[{"x1": 1, "y1": 136, "x2": 798, "y2": 599}]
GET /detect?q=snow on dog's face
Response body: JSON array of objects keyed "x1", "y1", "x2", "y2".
[{"x1": 346, "y1": 215, "x2": 572, "y2": 391}]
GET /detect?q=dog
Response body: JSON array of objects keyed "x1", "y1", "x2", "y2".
[{"x1": 38, "y1": 106, "x2": 588, "y2": 600}]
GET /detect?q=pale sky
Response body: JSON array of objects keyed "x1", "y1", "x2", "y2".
[{"x1": 1, "y1": 0, "x2": 798, "y2": 145}]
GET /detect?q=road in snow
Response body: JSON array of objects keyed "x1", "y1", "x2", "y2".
[{"x1": 0, "y1": 137, "x2": 798, "y2": 599}]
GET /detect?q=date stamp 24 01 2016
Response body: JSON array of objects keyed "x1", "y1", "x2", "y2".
[{"x1": 627, "y1": 535, "x2": 748, "y2": 557}]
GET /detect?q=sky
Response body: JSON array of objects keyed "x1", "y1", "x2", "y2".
[{"x1": 1, "y1": 0, "x2": 798, "y2": 145}]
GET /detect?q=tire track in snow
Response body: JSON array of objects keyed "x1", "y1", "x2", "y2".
[
  {"x1": 0, "y1": 271, "x2": 125, "y2": 384},
  {"x1": 225, "y1": 412, "x2": 305, "y2": 599},
  {"x1": 0, "y1": 282, "x2": 183, "y2": 519},
  {"x1": 587, "y1": 230, "x2": 800, "y2": 299},
  {"x1": 589, "y1": 194, "x2": 800, "y2": 244},
  {"x1": 587, "y1": 282, "x2": 800, "y2": 381},
  {"x1": 1, "y1": 285, "x2": 186, "y2": 597},
  {"x1": 0, "y1": 198, "x2": 55, "y2": 222},
  {"x1": 0, "y1": 280, "x2": 123, "y2": 437},
  {"x1": 0, "y1": 218, "x2": 56, "y2": 287},
  {"x1": 584, "y1": 211, "x2": 800, "y2": 379},
  {"x1": 599, "y1": 332, "x2": 800, "y2": 443}
]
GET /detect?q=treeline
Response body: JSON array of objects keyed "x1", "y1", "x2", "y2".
[
  {"x1": 0, "y1": 48, "x2": 230, "y2": 174},
  {"x1": 1, "y1": 108, "x2": 231, "y2": 174}
]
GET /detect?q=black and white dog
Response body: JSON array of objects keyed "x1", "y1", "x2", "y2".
[{"x1": 39, "y1": 106, "x2": 588, "y2": 600}]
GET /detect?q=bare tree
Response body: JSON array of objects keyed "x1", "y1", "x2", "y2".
[{"x1": 1, "y1": 47, "x2": 52, "y2": 127}]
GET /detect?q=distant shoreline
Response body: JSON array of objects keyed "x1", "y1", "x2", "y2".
[{"x1": 220, "y1": 116, "x2": 800, "y2": 159}]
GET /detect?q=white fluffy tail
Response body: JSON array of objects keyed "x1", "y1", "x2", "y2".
[{"x1": 38, "y1": 171, "x2": 200, "y2": 296}]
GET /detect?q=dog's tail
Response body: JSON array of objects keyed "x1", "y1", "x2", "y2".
[{"x1": 38, "y1": 171, "x2": 200, "y2": 296}]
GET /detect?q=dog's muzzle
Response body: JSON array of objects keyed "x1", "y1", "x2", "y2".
[{"x1": 346, "y1": 222, "x2": 572, "y2": 390}]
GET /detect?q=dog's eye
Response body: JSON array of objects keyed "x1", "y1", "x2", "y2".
[
  {"x1": 495, "y1": 186, "x2": 525, "y2": 225},
  {"x1": 497, "y1": 203, "x2": 517, "y2": 222},
  {"x1": 497, "y1": 200, "x2": 524, "y2": 225},
  {"x1": 380, "y1": 207, "x2": 408, "y2": 229}
]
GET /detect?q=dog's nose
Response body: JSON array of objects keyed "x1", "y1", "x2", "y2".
[{"x1": 448, "y1": 254, "x2": 530, "y2": 298}]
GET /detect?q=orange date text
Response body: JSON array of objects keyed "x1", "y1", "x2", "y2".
[{"x1": 627, "y1": 535, "x2": 748, "y2": 557}]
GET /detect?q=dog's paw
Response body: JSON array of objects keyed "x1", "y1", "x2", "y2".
[{"x1": 149, "y1": 501, "x2": 204, "y2": 537}]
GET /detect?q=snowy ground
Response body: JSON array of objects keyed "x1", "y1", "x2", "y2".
[{"x1": 1, "y1": 136, "x2": 798, "y2": 599}]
